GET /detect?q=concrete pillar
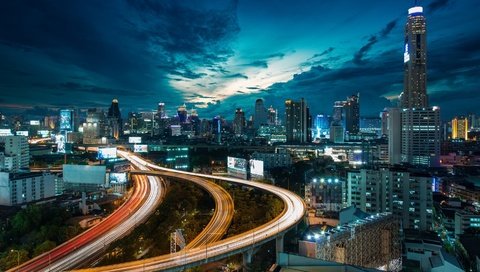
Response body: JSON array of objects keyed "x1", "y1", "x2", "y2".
[
  {"x1": 242, "y1": 249, "x2": 254, "y2": 271},
  {"x1": 276, "y1": 234, "x2": 284, "y2": 260}
]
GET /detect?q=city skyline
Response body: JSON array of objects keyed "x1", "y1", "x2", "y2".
[{"x1": 0, "y1": 0, "x2": 479, "y2": 119}]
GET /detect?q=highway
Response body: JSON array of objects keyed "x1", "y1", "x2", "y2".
[
  {"x1": 8, "y1": 152, "x2": 166, "y2": 272},
  {"x1": 74, "y1": 153, "x2": 306, "y2": 272}
]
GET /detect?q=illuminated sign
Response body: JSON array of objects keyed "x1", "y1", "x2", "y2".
[
  {"x1": 60, "y1": 109, "x2": 73, "y2": 131},
  {"x1": 134, "y1": 144, "x2": 148, "y2": 153},
  {"x1": 227, "y1": 157, "x2": 247, "y2": 179},
  {"x1": 16, "y1": 131, "x2": 29, "y2": 136},
  {"x1": 37, "y1": 130, "x2": 50, "y2": 137},
  {"x1": 0, "y1": 129, "x2": 12, "y2": 136},
  {"x1": 97, "y1": 147, "x2": 117, "y2": 159},
  {"x1": 55, "y1": 134, "x2": 66, "y2": 153},
  {"x1": 249, "y1": 159, "x2": 264, "y2": 177},
  {"x1": 404, "y1": 43, "x2": 410, "y2": 63},
  {"x1": 408, "y1": 6, "x2": 423, "y2": 15},
  {"x1": 110, "y1": 173, "x2": 128, "y2": 184},
  {"x1": 128, "y1": 136, "x2": 142, "y2": 144},
  {"x1": 29, "y1": 120, "x2": 40, "y2": 126}
]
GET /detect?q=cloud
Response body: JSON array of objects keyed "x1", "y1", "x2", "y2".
[
  {"x1": 353, "y1": 19, "x2": 397, "y2": 65},
  {"x1": 223, "y1": 73, "x2": 248, "y2": 79},
  {"x1": 427, "y1": 0, "x2": 451, "y2": 13},
  {"x1": 309, "y1": 47, "x2": 335, "y2": 60}
]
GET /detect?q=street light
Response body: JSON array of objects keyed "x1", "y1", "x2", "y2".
[{"x1": 11, "y1": 249, "x2": 19, "y2": 271}]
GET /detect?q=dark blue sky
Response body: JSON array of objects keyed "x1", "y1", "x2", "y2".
[{"x1": 0, "y1": 0, "x2": 479, "y2": 120}]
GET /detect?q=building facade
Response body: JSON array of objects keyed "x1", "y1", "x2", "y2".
[{"x1": 0, "y1": 171, "x2": 56, "y2": 206}]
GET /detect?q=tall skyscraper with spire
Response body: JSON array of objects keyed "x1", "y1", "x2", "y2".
[
  {"x1": 388, "y1": 5, "x2": 440, "y2": 167},
  {"x1": 401, "y1": 6, "x2": 428, "y2": 108}
]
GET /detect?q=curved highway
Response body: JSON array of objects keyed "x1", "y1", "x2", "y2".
[
  {"x1": 8, "y1": 153, "x2": 166, "y2": 272},
  {"x1": 75, "y1": 152, "x2": 306, "y2": 272}
]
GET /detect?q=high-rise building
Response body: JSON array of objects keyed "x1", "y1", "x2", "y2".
[
  {"x1": 0, "y1": 135, "x2": 29, "y2": 172},
  {"x1": 401, "y1": 6, "x2": 428, "y2": 108},
  {"x1": 401, "y1": 107, "x2": 441, "y2": 167},
  {"x1": 332, "y1": 101, "x2": 345, "y2": 127},
  {"x1": 387, "y1": 108, "x2": 402, "y2": 165},
  {"x1": 267, "y1": 106, "x2": 277, "y2": 125},
  {"x1": 344, "y1": 94, "x2": 360, "y2": 134},
  {"x1": 233, "y1": 108, "x2": 246, "y2": 136},
  {"x1": 83, "y1": 109, "x2": 105, "y2": 144},
  {"x1": 314, "y1": 114, "x2": 330, "y2": 139},
  {"x1": 254, "y1": 99, "x2": 267, "y2": 129},
  {"x1": 157, "y1": 102, "x2": 166, "y2": 119},
  {"x1": 451, "y1": 116, "x2": 468, "y2": 140},
  {"x1": 388, "y1": 5, "x2": 441, "y2": 167},
  {"x1": 107, "y1": 99, "x2": 122, "y2": 139},
  {"x1": 285, "y1": 98, "x2": 311, "y2": 143},
  {"x1": 177, "y1": 104, "x2": 188, "y2": 123},
  {"x1": 347, "y1": 167, "x2": 433, "y2": 231}
]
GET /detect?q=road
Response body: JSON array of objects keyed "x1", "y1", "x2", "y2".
[
  {"x1": 74, "y1": 153, "x2": 306, "y2": 272},
  {"x1": 8, "y1": 152, "x2": 166, "y2": 272}
]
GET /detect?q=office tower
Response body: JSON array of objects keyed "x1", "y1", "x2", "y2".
[
  {"x1": 347, "y1": 167, "x2": 433, "y2": 231},
  {"x1": 314, "y1": 114, "x2": 330, "y2": 139},
  {"x1": 389, "y1": 5, "x2": 441, "y2": 167},
  {"x1": 107, "y1": 99, "x2": 122, "y2": 139},
  {"x1": 344, "y1": 94, "x2": 360, "y2": 134},
  {"x1": 401, "y1": 107, "x2": 441, "y2": 166},
  {"x1": 380, "y1": 110, "x2": 389, "y2": 136},
  {"x1": 189, "y1": 109, "x2": 200, "y2": 136},
  {"x1": 212, "y1": 116, "x2": 222, "y2": 143},
  {"x1": 177, "y1": 104, "x2": 188, "y2": 123},
  {"x1": 157, "y1": 102, "x2": 166, "y2": 119},
  {"x1": 360, "y1": 116, "x2": 382, "y2": 136},
  {"x1": 233, "y1": 108, "x2": 246, "y2": 136},
  {"x1": 401, "y1": 6, "x2": 427, "y2": 108},
  {"x1": 329, "y1": 123, "x2": 344, "y2": 143},
  {"x1": 254, "y1": 99, "x2": 267, "y2": 129},
  {"x1": 387, "y1": 108, "x2": 402, "y2": 165},
  {"x1": 267, "y1": 106, "x2": 277, "y2": 125},
  {"x1": 332, "y1": 101, "x2": 345, "y2": 126},
  {"x1": 285, "y1": 98, "x2": 311, "y2": 143},
  {"x1": 0, "y1": 135, "x2": 29, "y2": 172},
  {"x1": 451, "y1": 116, "x2": 468, "y2": 140},
  {"x1": 83, "y1": 109, "x2": 105, "y2": 144}
]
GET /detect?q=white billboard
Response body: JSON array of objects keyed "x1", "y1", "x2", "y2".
[
  {"x1": 134, "y1": 144, "x2": 148, "y2": 153},
  {"x1": 55, "y1": 134, "x2": 66, "y2": 153},
  {"x1": 249, "y1": 159, "x2": 264, "y2": 177},
  {"x1": 37, "y1": 130, "x2": 50, "y2": 137},
  {"x1": 227, "y1": 157, "x2": 247, "y2": 179},
  {"x1": 98, "y1": 147, "x2": 117, "y2": 159},
  {"x1": 0, "y1": 129, "x2": 12, "y2": 136},
  {"x1": 63, "y1": 165, "x2": 106, "y2": 184},
  {"x1": 128, "y1": 136, "x2": 142, "y2": 144},
  {"x1": 16, "y1": 131, "x2": 29, "y2": 137},
  {"x1": 110, "y1": 173, "x2": 127, "y2": 184},
  {"x1": 30, "y1": 120, "x2": 40, "y2": 126}
]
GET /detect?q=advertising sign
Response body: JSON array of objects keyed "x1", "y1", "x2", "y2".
[
  {"x1": 16, "y1": 131, "x2": 29, "y2": 137},
  {"x1": 97, "y1": 147, "x2": 117, "y2": 159},
  {"x1": 249, "y1": 159, "x2": 264, "y2": 177},
  {"x1": 60, "y1": 109, "x2": 73, "y2": 131},
  {"x1": 134, "y1": 144, "x2": 148, "y2": 153},
  {"x1": 110, "y1": 173, "x2": 128, "y2": 184},
  {"x1": 227, "y1": 156, "x2": 247, "y2": 179},
  {"x1": 55, "y1": 134, "x2": 66, "y2": 153},
  {"x1": 128, "y1": 136, "x2": 142, "y2": 144}
]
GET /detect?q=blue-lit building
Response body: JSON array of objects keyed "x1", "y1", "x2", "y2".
[{"x1": 313, "y1": 114, "x2": 330, "y2": 140}]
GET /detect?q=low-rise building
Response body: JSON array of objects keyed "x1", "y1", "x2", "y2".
[{"x1": 0, "y1": 171, "x2": 56, "y2": 206}]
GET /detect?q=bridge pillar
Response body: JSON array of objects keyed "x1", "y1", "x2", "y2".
[
  {"x1": 276, "y1": 234, "x2": 284, "y2": 260},
  {"x1": 242, "y1": 249, "x2": 254, "y2": 271}
]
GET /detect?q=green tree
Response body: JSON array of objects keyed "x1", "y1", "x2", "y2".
[
  {"x1": 33, "y1": 240, "x2": 56, "y2": 257},
  {"x1": 0, "y1": 249, "x2": 29, "y2": 271}
]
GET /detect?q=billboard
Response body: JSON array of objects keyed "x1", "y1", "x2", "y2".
[
  {"x1": 110, "y1": 172, "x2": 128, "y2": 184},
  {"x1": 60, "y1": 109, "x2": 73, "y2": 131},
  {"x1": 249, "y1": 159, "x2": 264, "y2": 177},
  {"x1": 227, "y1": 157, "x2": 247, "y2": 179},
  {"x1": 30, "y1": 120, "x2": 40, "y2": 126},
  {"x1": 37, "y1": 130, "x2": 50, "y2": 137},
  {"x1": 16, "y1": 131, "x2": 29, "y2": 137},
  {"x1": 98, "y1": 147, "x2": 117, "y2": 159},
  {"x1": 0, "y1": 129, "x2": 12, "y2": 136},
  {"x1": 63, "y1": 165, "x2": 106, "y2": 184},
  {"x1": 134, "y1": 144, "x2": 148, "y2": 153},
  {"x1": 128, "y1": 136, "x2": 142, "y2": 144},
  {"x1": 55, "y1": 134, "x2": 66, "y2": 153}
]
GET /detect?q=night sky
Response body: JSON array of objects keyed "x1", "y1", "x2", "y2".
[{"x1": 0, "y1": 0, "x2": 479, "y2": 120}]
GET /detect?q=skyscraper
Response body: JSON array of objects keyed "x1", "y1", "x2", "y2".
[
  {"x1": 451, "y1": 116, "x2": 468, "y2": 140},
  {"x1": 107, "y1": 99, "x2": 122, "y2": 139},
  {"x1": 254, "y1": 99, "x2": 267, "y2": 129},
  {"x1": 177, "y1": 104, "x2": 188, "y2": 123},
  {"x1": 267, "y1": 106, "x2": 277, "y2": 125},
  {"x1": 388, "y1": 5, "x2": 441, "y2": 167},
  {"x1": 401, "y1": 6, "x2": 428, "y2": 108},
  {"x1": 285, "y1": 98, "x2": 311, "y2": 143},
  {"x1": 344, "y1": 94, "x2": 360, "y2": 134},
  {"x1": 157, "y1": 102, "x2": 166, "y2": 119},
  {"x1": 233, "y1": 108, "x2": 246, "y2": 136}
]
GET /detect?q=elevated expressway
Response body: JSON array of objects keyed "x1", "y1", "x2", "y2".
[
  {"x1": 8, "y1": 154, "x2": 166, "y2": 272},
  {"x1": 75, "y1": 153, "x2": 306, "y2": 272}
]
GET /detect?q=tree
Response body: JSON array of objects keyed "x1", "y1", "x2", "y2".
[
  {"x1": 0, "y1": 249, "x2": 29, "y2": 271},
  {"x1": 33, "y1": 240, "x2": 56, "y2": 257}
]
